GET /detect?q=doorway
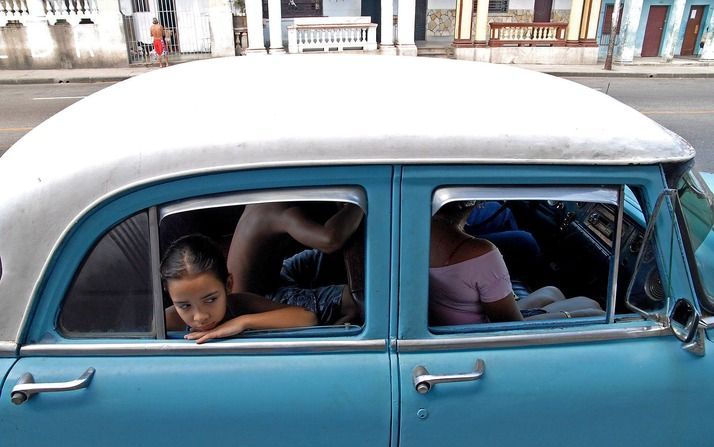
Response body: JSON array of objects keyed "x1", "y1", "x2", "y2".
[
  {"x1": 415, "y1": 0, "x2": 427, "y2": 40},
  {"x1": 533, "y1": 0, "x2": 553, "y2": 22},
  {"x1": 361, "y1": 0, "x2": 382, "y2": 37},
  {"x1": 641, "y1": 5, "x2": 668, "y2": 57},
  {"x1": 681, "y1": 5, "x2": 705, "y2": 55}
]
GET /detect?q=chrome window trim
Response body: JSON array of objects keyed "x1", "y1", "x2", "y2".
[
  {"x1": 607, "y1": 185, "x2": 626, "y2": 323},
  {"x1": 149, "y1": 206, "x2": 165, "y2": 339},
  {"x1": 398, "y1": 323, "x2": 671, "y2": 352},
  {"x1": 160, "y1": 186, "x2": 367, "y2": 220},
  {"x1": 432, "y1": 186, "x2": 619, "y2": 215},
  {"x1": 19, "y1": 339, "x2": 386, "y2": 356},
  {"x1": 0, "y1": 341, "x2": 18, "y2": 356}
]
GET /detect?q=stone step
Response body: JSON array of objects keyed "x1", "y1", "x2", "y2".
[{"x1": 417, "y1": 46, "x2": 454, "y2": 58}]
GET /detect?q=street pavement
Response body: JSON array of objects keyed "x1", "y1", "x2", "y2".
[{"x1": 0, "y1": 55, "x2": 713, "y2": 84}]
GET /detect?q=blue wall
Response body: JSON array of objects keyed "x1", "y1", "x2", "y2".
[{"x1": 597, "y1": 0, "x2": 713, "y2": 57}]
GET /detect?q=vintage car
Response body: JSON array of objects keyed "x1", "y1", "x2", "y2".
[{"x1": 0, "y1": 56, "x2": 713, "y2": 446}]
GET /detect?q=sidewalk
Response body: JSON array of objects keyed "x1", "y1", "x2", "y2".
[{"x1": 1, "y1": 55, "x2": 713, "y2": 84}]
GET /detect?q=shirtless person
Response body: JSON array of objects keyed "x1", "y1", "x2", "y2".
[
  {"x1": 150, "y1": 18, "x2": 168, "y2": 68},
  {"x1": 227, "y1": 202, "x2": 364, "y2": 325}
]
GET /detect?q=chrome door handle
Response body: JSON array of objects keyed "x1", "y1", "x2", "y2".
[
  {"x1": 10, "y1": 367, "x2": 96, "y2": 405},
  {"x1": 412, "y1": 359, "x2": 485, "y2": 394}
]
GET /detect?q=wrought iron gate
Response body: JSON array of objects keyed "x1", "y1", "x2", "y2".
[{"x1": 120, "y1": 0, "x2": 212, "y2": 64}]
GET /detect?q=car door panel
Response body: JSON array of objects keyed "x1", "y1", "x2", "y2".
[
  {"x1": 398, "y1": 335, "x2": 714, "y2": 446},
  {"x1": 3, "y1": 351, "x2": 391, "y2": 446},
  {"x1": 1, "y1": 166, "x2": 395, "y2": 446},
  {"x1": 397, "y1": 165, "x2": 712, "y2": 446}
]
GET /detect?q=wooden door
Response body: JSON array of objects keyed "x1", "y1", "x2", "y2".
[
  {"x1": 641, "y1": 5, "x2": 668, "y2": 57},
  {"x1": 681, "y1": 5, "x2": 705, "y2": 55},
  {"x1": 534, "y1": 0, "x2": 553, "y2": 22}
]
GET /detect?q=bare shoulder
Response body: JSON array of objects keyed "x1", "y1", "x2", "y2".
[{"x1": 451, "y1": 237, "x2": 497, "y2": 264}]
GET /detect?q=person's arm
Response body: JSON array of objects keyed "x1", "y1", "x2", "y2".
[
  {"x1": 482, "y1": 293, "x2": 524, "y2": 322},
  {"x1": 185, "y1": 305, "x2": 317, "y2": 344},
  {"x1": 280, "y1": 203, "x2": 364, "y2": 253}
]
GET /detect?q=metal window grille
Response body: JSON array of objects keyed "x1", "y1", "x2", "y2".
[
  {"x1": 132, "y1": 0, "x2": 150, "y2": 13},
  {"x1": 473, "y1": 0, "x2": 509, "y2": 13}
]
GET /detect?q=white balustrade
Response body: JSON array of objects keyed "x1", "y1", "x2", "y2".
[
  {"x1": 287, "y1": 16, "x2": 377, "y2": 53},
  {"x1": 489, "y1": 22, "x2": 568, "y2": 46},
  {"x1": 0, "y1": 0, "x2": 30, "y2": 25},
  {"x1": 44, "y1": 0, "x2": 99, "y2": 25}
]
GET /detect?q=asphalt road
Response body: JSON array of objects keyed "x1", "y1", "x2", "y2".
[
  {"x1": 568, "y1": 77, "x2": 714, "y2": 173},
  {"x1": 1, "y1": 78, "x2": 713, "y2": 172}
]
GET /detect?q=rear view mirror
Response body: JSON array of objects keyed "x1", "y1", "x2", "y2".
[{"x1": 669, "y1": 299, "x2": 700, "y2": 343}]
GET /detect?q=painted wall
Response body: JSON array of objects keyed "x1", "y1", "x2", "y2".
[
  {"x1": 323, "y1": 0, "x2": 362, "y2": 17},
  {"x1": 675, "y1": 1, "x2": 711, "y2": 55},
  {"x1": 0, "y1": 20, "x2": 128, "y2": 69}
]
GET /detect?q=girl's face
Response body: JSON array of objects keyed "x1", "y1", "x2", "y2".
[{"x1": 166, "y1": 272, "x2": 231, "y2": 331}]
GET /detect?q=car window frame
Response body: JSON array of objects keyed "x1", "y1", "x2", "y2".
[
  {"x1": 24, "y1": 165, "x2": 391, "y2": 346},
  {"x1": 158, "y1": 186, "x2": 369, "y2": 339},
  {"x1": 397, "y1": 163, "x2": 689, "y2": 349}
]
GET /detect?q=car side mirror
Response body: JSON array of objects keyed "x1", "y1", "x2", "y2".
[{"x1": 669, "y1": 299, "x2": 700, "y2": 343}]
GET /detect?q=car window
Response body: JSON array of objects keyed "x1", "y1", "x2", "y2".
[
  {"x1": 676, "y1": 171, "x2": 714, "y2": 307},
  {"x1": 428, "y1": 186, "x2": 666, "y2": 332},
  {"x1": 58, "y1": 212, "x2": 154, "y2": 337},
  {"x1": 159, "y1": 189, "x2": 366, "y2": 337}
]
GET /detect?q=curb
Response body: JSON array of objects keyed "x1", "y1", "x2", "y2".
[
  {"x1": 543, "y1": 71, "x2": 714, "y2": 78},
  {"x1": 0, "y1": 76, "x2": 133, "y2": 85}
]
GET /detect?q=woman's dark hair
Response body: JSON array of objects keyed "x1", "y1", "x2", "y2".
[{"x1": 160, "y1": 234, "x2": 229, "y2": 285}]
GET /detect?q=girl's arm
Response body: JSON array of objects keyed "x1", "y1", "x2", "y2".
[{"x1": 186, "y1": 304, "x2": 317, "y2": 344}]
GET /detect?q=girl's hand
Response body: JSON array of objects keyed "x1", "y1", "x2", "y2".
[{"x1": 185, "y1": 317, "x2": 246, "y2": 344}]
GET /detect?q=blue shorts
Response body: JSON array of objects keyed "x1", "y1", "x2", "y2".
[{"x1": 267, "y1": 284, "x2": 344, "y2": 325}]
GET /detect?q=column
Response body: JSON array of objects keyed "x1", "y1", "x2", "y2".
[
  {"x1": 701, "y1": 9, "x2": 714, "y2": 60},
  {"x1": 209, "y1": 0, "x2": 236, "y2": 57},
  {"x1": 453, "y1": 0, "x2": 474, "y2": 46},
  {"x1": 268, "y1": 0, "x2": 285, "y2": 53},
  {"x1": 397, "y1": 0, "x2": 418, "y2": 55},
  {"x1": 472, "y1": 0, "x2": 489, "y2": 45},
  {"x1": 583, "y1": 0, "x2": 602, "y2": 43},
  {"x1": 614, "y1": 0, "x2": 643, "y2": 63},
  {"x1": 660, "y1": 0, "x2": 686, "y2": 61},
  {"x1": 380, "y1": 0, "x2": 396, "y2": 54},
  {"x1": 245, "y1": 0, "x2": 267, "y2": 54},
  {"x1": 566, "y1": 0, "x2": 585, "y2": 44}
]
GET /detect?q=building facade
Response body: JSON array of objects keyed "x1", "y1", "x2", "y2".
[{"x1": 1, "y1": 0, "x2": 712, "y2": 67}]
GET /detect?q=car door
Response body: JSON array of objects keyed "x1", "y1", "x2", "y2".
[
  {"x1": 396, "y1": 165, "x2": 714, "y2": 447},
  {"x1": 1, "y1": 166, "x2": 394, "y2": 447}
]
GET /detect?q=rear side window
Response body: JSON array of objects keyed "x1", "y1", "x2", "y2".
[{"x1": 58, "y1": 212, "x2": 154, "y2": 337}]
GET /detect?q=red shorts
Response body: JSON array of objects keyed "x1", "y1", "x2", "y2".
[{"x1": 153, "y1": 39, "x2": 166, "y2": 56}]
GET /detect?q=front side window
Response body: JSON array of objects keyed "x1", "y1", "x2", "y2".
[{"x1": 428, "y1": 186, "x2": 665, "y2": 331}]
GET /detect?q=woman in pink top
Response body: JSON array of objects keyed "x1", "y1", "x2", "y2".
[{"x1": 429, "y1": 202, "x2": 603, "y2": 326}]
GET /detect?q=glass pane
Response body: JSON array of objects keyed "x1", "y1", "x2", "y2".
[
  {"x1": 160, "y1": 199, "x2": 366, "y2": 336},
  {"x1": 429, "y1": 198, "x2": 610, "y2": 330},
  {"x1": 677, "y1": 171, "x2": 714, "y2": 303},
  {"x1": 625, "y1": 189, "x2": 676, "y2": 317},
  {"x1": 59, "y1": 212, "x2": 153, "y2": 336}
]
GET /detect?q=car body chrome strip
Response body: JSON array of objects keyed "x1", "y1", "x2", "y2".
[
  {"x1": 20, "y1": 339, "x2": 386, "y2": 356},
  {"x1": 398, "y1": 324, "x2": 671, "y2": 352},
  {"x1": 0, "y1": 341, "x2": 18, "y2": 356}
]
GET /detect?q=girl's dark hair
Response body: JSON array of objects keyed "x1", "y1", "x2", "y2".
[{"x1": 160, "y1": 234, "x2": 229, "y2": 284}]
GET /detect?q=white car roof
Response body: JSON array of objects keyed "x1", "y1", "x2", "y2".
[{"x1": 0, "y1": 55, "x2": 695, "y2": 345}]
